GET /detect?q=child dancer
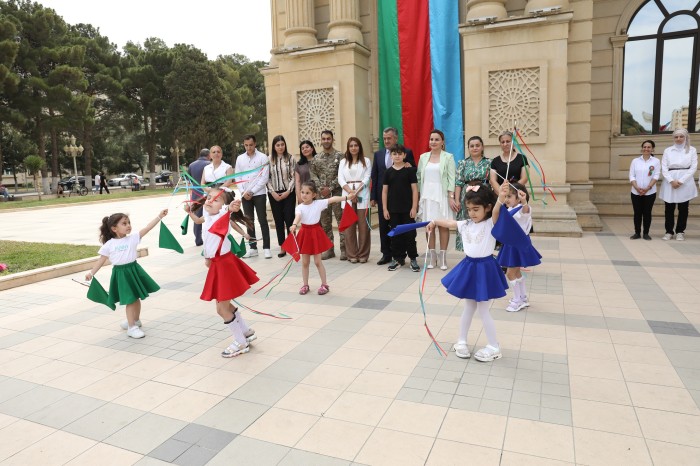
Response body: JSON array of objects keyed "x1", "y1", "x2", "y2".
[
  {"x1": 86, "y1": 209, "x2": 168, "y2": 338},
  {"x1": 186, "y1": 187, "x2": 260, "y2": 357},
  {"x1": 288, "y1": 181, "x2": 355, "y2": 295},
  {"x1": 428, "y1": 184, "x2": 507, "y2": 362},
  {"x1": 497, "y1": 182, "x2": 541, "y2": 312}
]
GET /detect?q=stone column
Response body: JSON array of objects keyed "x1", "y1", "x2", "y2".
[
  {"x1": 327, "y1": 0, "x2": 363, "y2": 45},
  {"x1": 284, "y1": 0, "x2": 317, "y2": 48},
  {"x1": 525, "y1": 0, "x2": 570, "y2": 15},
  {"x1": 466, "y1": 0, "x2": 507, "y2": 20}
]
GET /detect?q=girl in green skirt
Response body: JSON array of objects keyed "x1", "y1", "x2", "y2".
[{"x1": 86, "y1": 209, "x2": 168, "y2": 338}]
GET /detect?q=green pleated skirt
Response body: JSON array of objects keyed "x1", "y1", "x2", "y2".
[{"x1": 108, "y1": 261, "x2": 160, "y2": 307}]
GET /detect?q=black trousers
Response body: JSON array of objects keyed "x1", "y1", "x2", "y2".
[
  {"x1": 388, "y1": 211, "x2": 418, "y2": 261},
  {"x1": 664, "y1": 201, "x2": 689, "y2": 234},
  {"x1": 242, "y1": 194, "x2": 270, "y2": 249},
  {"x1": 630, "y1": 192, "x2": 655, "y2": 235},
  {"x1": 268, "y1": 191, "x2": 295, "y2": 246},
  {"x1": 377, "y1": 200, "x2": 392, "y2": 258}
]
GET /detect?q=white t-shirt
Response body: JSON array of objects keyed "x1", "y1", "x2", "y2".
[
  {"x1": 295, "y1": 199, "x2": 329, "y2": 224},
  {"x1": 202, "y1": 161, "x2": 232, "y2": 184},
  {"x1": 202, "y1": 207, "x2": 232, "y2": 259},
  {"x1": 510, "y1": 205, "x2": 532, "y2": 234},
  {"x1": 457, "y1": 218, "x2": 495, "y2": 258},
  {"x1": 98, "y1": 233, "x2": 140, "y2": 265}
]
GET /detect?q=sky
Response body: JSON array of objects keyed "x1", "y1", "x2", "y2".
[{"x1": 37, "y1": 0, "x2": 273, "y2": 62}]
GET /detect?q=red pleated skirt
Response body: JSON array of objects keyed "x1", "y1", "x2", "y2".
[
  {"x1": 201, "y1": 252, "x2": 260, "y2": 302},
  {"x1": 284, "y1": 223, "x2": 332, "y2": 255}
]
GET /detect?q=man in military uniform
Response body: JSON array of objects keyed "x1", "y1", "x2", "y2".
[{"x1": 310, "y1": 130, "x2": 346, "y2": 260}]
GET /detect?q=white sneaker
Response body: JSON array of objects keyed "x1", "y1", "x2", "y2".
[
  {"x1": 519, "y1": 298, "x2": 530, "y2": 309},
  {"x1": 244, "y1": 329, "x2": 257, "y2": 343},
  {"x1": 676, "y1": 232, "x2": 685, "y2": 241},
  {"x1": 243, "y1": 249, "x2": 258, "y2": 258},
  {"x1": 474, "y1": 344, "x2": 502, "y2": 362},
  {"x1": 263, "y1": 249, "x2": 272, "y2": 259},
  {"x1": 126, "y1": 326, "x2": 145, "y2": 339},
  {"x1": 221, "y1": 341, "x2": 249, "y2": 358},
  {"x1": 662, "y1": 233, "x2": 673, "y2": 241},
  {"x1": 506, "y1": 299, "x2": 526, "y2": 312},
  {"x1": 120, "y1": 319, "x2": 141, "y2": 330},
  {"x1": 453, "y1": 342, "x2": 471, "y2": 359}
]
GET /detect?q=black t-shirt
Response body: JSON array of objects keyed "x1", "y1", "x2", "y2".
[
  {"x1": 490, "y1": 153, "x2": 528, "y2": 185},
  {"x1": 383, "y1": 166, "x2": 417, "y2": 213}
]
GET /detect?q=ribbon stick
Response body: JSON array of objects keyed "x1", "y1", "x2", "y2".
[
  {"x1": 504, "y1": 121, "x2": 517, "y2": 183},
  {"x1": 418, "y1": 229, "x2": 448, "y2": 357},
  {"x1": 513, "y1": 129, "x2": 557, "y2": 203},
  {"x1": 233, "y1": 299, "x2": 292, "y2": 320}
]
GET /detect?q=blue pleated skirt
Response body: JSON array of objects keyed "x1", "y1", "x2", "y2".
[
  {"x1": 497, "y1": 244, "x2": 542, "y2": 268},
  {"x1": 441, "y1": 255, "x2": 508, "y2": 302}
]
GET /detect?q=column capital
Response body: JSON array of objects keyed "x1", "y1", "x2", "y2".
[
  {"x1": 327, "y1": 0, "x2": 363, "y2": 44},
  {"x1": 466, "y1": 0, "x2": 507, "y2": 20}
]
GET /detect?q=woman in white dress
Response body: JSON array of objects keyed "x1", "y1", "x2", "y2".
[
  {"x1": 417, "y1": 129, "x2": 456, "y2": 270},
  {"x1": 338, "y1": 137, "x2": 371, "y2": 263},
  {"x1": 659, "y1": 128, "x2": 697, "y2": 241},
  {"x1": 201, "y1": 145, "x2": 233, "y2": 189}
]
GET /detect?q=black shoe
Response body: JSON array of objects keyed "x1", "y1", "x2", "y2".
[
  {"x1": 278, "y1": 252, "x2": 287, "y2": 258},
  {"x1": 387, "y1": 259, "x2": 400, "y2": 271},
  {"x1": 399, "y1": 259, "x2": 405, "y2": 266},
  {"x1": 410, "y1": 259, "x2": 420, "y2": 272},
  {"x1": 377, "y1": 256, "x2": 391, "y2": 265},
  {"x1": 630, "y1": 233, "x2": 641, "y2": 240},
  {"x1": 643, "y1": 234, "x2": 652, "y2": 241}
]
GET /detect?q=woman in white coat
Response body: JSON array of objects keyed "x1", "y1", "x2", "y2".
[
  {"x1": 659, "y1": 128, "x2": 697, "y2": 241},
  {"x1": 338, "y1": 137, "x2": 371, "y2": 263}
]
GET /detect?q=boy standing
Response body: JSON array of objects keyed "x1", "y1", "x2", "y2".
[{"x1": 382, "y1": 145, "x2": 420, "y2": 272}]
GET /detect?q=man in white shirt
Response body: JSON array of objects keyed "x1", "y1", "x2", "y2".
[
  {"x1": 94, "y1": 173, "x2": 101, "y2": 194},
  {"x1": 235, "y1": 134, "x2": 271, "y2": 258}
]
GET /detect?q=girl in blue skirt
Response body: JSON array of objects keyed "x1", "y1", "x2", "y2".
[
  {"x1": 86, "y1": 209, "x2": 168, "y2": 339},
  {"x1": 428, "y1": 184, "x2": 506, "y2": 362},
  {"x1": 497, "y1": 182, "x2": 541, "y2": 312}
]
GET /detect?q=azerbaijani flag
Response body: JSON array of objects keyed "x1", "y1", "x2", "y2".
[{"x1": 378, "y1": 0, "x2": 465, "y2": 162}]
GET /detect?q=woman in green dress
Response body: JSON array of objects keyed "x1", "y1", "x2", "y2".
[{"x1": 452, "y1": 136, "x2": 491, "y2": 251}]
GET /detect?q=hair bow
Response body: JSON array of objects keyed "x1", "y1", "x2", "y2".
[{"x1": 465, "y1": 185, "x2": 480, "y2": 192}]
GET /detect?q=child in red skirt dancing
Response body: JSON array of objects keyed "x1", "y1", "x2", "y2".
[
  {"x1": 288, "y1": 181, "x2": 355, "y2": 295},
  {"x1": 185, "y1": 187, "x2": 260, "y2": 357}
]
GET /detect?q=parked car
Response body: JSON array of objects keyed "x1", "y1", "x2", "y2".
[
  {"x1": 58, "y1": 176, "x2": 86, "y2": 190},
  {"x1": 109, "y1": 173, "x2": 144, "y2": 187},
  {"x1": 154, "y1": 170, "x2": 172, "y2": 183}
]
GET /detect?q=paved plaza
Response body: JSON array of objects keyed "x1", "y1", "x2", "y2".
[{"x1": 1, "y1": 195, "x2": 699, "y2": 465}]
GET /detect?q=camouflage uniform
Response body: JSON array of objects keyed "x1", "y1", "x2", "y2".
[{"x1": 310, "y1": 149, "x2": 345, "y2": 258}]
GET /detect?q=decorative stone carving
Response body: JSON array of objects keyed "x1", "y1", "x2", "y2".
[
  {"x1": 296, "y1": 88, "x2": 337, "y2": 148},
  {"x1": 487, "y1": 67, "x2": 541, "y2": 139}
]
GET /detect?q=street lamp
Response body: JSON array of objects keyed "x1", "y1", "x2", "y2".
[
  {"x1": 63, "y1": 135, "x2": 83, "y2": 191},
  {"x1": 170, "y1": 139, "x2": 184, "y2": 184}
]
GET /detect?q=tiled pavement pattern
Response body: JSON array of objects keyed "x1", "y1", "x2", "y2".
[{"x1": 1, "y1": 197, "x2": 700, "y2": 465}]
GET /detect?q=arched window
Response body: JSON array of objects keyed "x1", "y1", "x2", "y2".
[{"x1": 621, "y1": 0, "x2": 700, "y2": 135}]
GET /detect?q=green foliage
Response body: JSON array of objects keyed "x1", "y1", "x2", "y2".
[
  {"x1": 23, "y1": 154, "x2": 44, "y2": 173},
  {"x1": 621, "y1": 110, "x2": 648, "y2": 136}
]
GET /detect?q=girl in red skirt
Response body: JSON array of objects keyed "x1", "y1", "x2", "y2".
[
  {"x1": 288, "y1": 181, "x2": 355, "y2": 295},
  {"x1": 185, "y1": 187, "x2": 260, "y2": 357}
]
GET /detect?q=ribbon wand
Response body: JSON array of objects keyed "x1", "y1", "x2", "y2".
[{"x1": 504, "y1": 120, "x2": 517, "y2": 183}]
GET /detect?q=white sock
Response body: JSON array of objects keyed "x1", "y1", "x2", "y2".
[
  {"x1": 476, "y1": 300, "x2": 499, "y2": 347},
  {"x1": 234, "y1": 309, "x2": 250, "y2": 333},
  {"x1": 459, "y1": 300, "x2": 477, "y2": 343},
  {"x1": 516, "y1": 276, "x2": 528, "y2": 301},
  {"x1": 226, "y1": 318, "x2": 248, "y2": 347},
  {"x1": 508, "y1": 280, "x2": 519, "y2": 301}
]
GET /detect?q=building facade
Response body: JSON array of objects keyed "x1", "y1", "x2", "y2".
[{"x1": 262, "y1": 0, "x2": 700, "y2": 236}]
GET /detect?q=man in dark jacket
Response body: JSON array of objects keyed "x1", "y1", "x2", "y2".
[{"x1": 188, "y1": 148, "x2": 210, "y2": 246}]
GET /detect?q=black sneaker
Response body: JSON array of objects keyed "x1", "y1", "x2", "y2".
[
  {"x1": 388, "y1": 259, "x2": 400, "y2": 271},
  {"x1": 410, "y1": 259, "x2": 420, "y2": 272},
  {"x1": 630, "y1": 233, "x2": 641, "y2": 240}
]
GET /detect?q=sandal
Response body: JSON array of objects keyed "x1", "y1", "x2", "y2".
[
  {"x1": 299, "y1": 285, "x2": 310, "y2": 295},
  {"x1": 221, "y1": 341, "x2": 250, "y2": 358},
  {"x1": 318, "y1": 284, "x2": 330, "y2": 295}
]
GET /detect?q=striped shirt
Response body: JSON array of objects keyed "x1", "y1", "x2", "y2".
[{"x1": 266, "y1": 154, "x2": 296, "y2": 193}]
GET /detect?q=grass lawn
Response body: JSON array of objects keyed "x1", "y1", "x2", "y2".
[
  {"x1": 0, "y1": 188, "x2": 174, "y2": 210},
  {"x1": 0, "y1": 240, "x2": 98, "y2": 275}
]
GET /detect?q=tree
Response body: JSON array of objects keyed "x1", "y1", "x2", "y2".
[
  {"x1": 164, "y1": 47, "x2": 231, "y2": 155},
  {"x1": 0, "y1": 13, "x2": 22, "y2": 183},
  {"x1": 120, "y1": 38, "x2": 172, "y2": 189},
  {"x1": 1, "y1": 124, "x2": 36, "y2": 192},
  {"x1": 23, "y1": 155, "x2": 44, "y2": 199}
]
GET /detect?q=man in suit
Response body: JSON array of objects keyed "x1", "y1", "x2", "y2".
[
  {"x1": 370, "y1": 127, "x2": 415, "y2": 265},
  {"x1": 188, "y1": 148, "x2": 210, "y2": 246}
]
